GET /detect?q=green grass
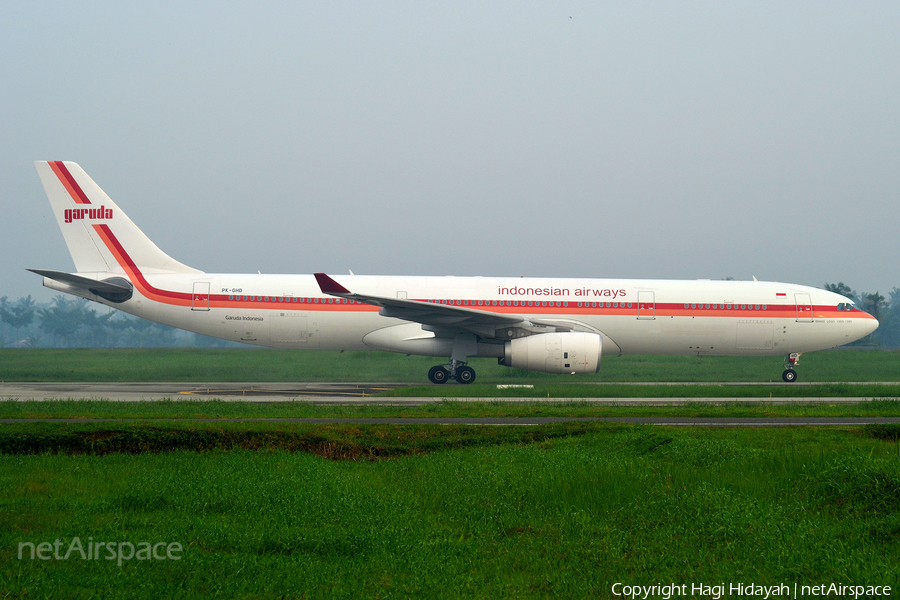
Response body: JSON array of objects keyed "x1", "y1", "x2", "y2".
[
  {"x1": 3, "y1": 398, "x2": 900, "y2": 420},
  {"x1": 2, "y1": 348, "x2": 898, "y2": 383},
  {"x1": 3, "y1": 348, "x2": 900, "y2": 597},
  {"x1": 2, "y1": 424, "x2": 900, "y2": 597}
]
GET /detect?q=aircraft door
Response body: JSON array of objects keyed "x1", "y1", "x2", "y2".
[
  {"x1": 637, "y1": 291, "x2": 655, "y2": 320},
  {"x1": 271, "y1": 312, "x2": 309, "y2": 344},
  {"x1": 192, "y1": 282, "x2": 210, "y2": 311},
  {"x1": 795, "y1": 293, "x2": 813, "y2": 322}
]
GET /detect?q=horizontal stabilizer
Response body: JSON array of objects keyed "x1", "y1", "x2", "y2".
[{"x1": 28, "y1": 269, "x2": 133, "y2": 303}]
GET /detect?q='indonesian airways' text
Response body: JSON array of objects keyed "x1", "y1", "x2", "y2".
[{"x1": 498, "y1": 286, "x2": 627, "y2": 299}]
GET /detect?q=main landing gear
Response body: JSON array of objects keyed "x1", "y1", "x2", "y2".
[
  {"x1": 782, "y1": 353, "x2": 801, "y2": 383},
  {"x1": 428, "y1": 360, "x2": 476, "y2": 385}
]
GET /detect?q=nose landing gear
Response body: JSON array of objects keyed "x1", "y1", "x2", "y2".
[{"x1": 782, "y1": 353, "x2": 801, "y2": 383}]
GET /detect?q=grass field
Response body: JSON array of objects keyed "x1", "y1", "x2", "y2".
[
  {"x1": 2, "y1": 349, "x2": 900, "y2": 597},
  {"x1": 1, "y1": 347, "x2": 898, "y2": 383},
  {"x1": 3, "y1": 398, "x2": 900, "y2": 420},
  {"x1": 2, "y1": 424, "x2": 899, "y2": 598}
]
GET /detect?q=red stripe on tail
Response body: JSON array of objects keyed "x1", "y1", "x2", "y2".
[{"x1": 48, "y1": 161, "x2": 92, "y2": 205}]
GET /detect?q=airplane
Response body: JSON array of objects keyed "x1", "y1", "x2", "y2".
[{"x1": 31, "y1": 161, "x2": 879, "y2": 384}]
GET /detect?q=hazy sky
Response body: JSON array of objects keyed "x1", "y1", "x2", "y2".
[{"x1": 3, "y1": 1, "x2": 899, "y2": 302}]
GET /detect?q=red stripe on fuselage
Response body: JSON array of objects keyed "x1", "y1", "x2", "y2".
[
  {"x1": 85, "y1": 225, "x2": 879, "y2": 322},
  {"x1": 93, "y1": 224, "x2": 192, "y2": 306},
  {"x1": 80, "y1": 219, "x2": 885, "y2": 323}
]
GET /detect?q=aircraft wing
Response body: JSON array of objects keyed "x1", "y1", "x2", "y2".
[{"x1": 314, "y1": 273, "x2": 572, "y2": 339}]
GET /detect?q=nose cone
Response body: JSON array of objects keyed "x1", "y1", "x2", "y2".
[
  {"x1": 848, "y1": 312, "x2": 879, "y2": 345},
  {"x1": 861, "y1": 314, "x2": 879, "y2": 336}
]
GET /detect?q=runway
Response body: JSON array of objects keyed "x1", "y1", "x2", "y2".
[
  {"x1": 0, "y1": 382, "x2": 407, "y2": 402},
  {"x1": 2, "y1": 383, "x2": 898, "y2": 427},
  {"x1": 0, "y1": 381, "x2": 895, "y2": 405}
]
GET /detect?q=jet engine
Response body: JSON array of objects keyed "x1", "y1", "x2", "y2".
[{"x1": 501, "y1": 331, "x2": 602, "y2": 374}]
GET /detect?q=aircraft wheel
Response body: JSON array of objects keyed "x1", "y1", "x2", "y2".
[
  {"x1": 456, "y1": 365, "x2": 476, "y2": 385},
  {"x1": 782, "y1": 369, "x2": 798, "y2": 383},
  {"x1": 428, "y1": 365, "x2": 450, "y2": 384}
]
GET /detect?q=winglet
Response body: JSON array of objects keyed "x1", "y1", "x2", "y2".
[{"x1": 314, "y1": 273, "x2": 352, "y2": 295}]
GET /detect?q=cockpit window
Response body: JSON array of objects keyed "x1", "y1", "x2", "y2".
[{"x1": 837, "y1": 302, "x2": 857, "y2": 311}]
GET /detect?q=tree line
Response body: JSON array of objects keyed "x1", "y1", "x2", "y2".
[
  {"x1": 822, "y1": 283, "x2": 899, "y2": 347},
  {"x1": 2, "y1": 284, "x2": 898, "y2": 348},
  {"x1": 0, "y1": 295, "x2": 235, "y2": 348}
]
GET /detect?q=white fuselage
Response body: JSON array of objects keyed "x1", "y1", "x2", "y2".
[{"x1": 62, "y1": 272, "x2": 876, "y2": 358}]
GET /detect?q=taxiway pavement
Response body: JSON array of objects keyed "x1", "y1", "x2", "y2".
[{"x1": 0, "y1": 381, "x2": 896, "y2": 405}]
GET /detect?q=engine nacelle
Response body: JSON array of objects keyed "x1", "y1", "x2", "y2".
[{"x1": 502, "y1": 332, "x2": 602, "y2": 374}]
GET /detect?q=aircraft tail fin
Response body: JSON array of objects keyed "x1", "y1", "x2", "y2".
[{"x1": 34, "y1": 161, "x2": 201, "y2": 275}]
